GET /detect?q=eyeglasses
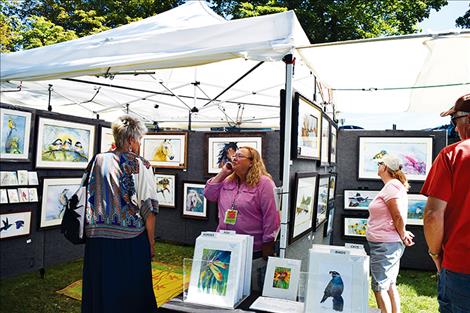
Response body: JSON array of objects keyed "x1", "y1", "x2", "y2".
[
  {"x1": 450, "y1": 114, "x2": 470, "y2": 127},
  {"x1": 377, "y1": 162, "x2": 384, "y2": 166},
  {"x1": 232, "y1": 153, "x2": 252, "y2": 160}
]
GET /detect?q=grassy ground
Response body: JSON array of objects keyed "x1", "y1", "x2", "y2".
[{"x1": 0, "y1": 242, "x2": 438, "y2": 313}]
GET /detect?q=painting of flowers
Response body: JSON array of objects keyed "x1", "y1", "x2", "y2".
[
  {"x1": 358, "y1": 137, "x2": 433, "y2": 181},
  {"x1": 343, "y1": 217, "x2": 368, "y2": 237},
  {"x1": 272, "y1": 267, "x2": 291, "y2": 289},
  {"x1": 0, "y1": 109, "x2": 31, "y2": 160},
  {"x1": 198, "y1": 249, "x2": 231, "y2": 296},
  {"x1": 36, "y1": 118, "x2": 95, "y2": 169}
]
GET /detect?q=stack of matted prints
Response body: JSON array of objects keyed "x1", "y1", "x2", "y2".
[
  {"x1": 304, "y1": 244, "x2": 369, "y2": 313},
  {"x1": 185, "y1": 231, "x2": 253, "y2": 309},
  {"x1": 250, "y1": 257, "x2": 304, "y2": 313}
]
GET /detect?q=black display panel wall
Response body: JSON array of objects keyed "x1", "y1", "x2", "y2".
[{"x1": 332, "y1": 129, "x2": 447, "y2": 271}]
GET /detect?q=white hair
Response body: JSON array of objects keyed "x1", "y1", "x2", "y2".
[{"x1": 111, "y1": 115, "x2": 147, "y2": 149}]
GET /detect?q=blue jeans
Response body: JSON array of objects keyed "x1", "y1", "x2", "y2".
[{"x1": 438, "y1": 269, "x2": 470, "y2": 313}]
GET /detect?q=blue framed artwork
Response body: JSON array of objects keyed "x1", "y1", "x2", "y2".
[{"x1": 0, "y1": 109, "x2": 32, "y2": 161}]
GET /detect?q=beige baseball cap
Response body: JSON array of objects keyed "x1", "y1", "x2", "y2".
[{"x1": 378, "y1": 154, "x2": 401, "y2": 171}]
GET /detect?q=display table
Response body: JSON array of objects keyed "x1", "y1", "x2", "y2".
[{"x1": 159, "y1": 292, "x2": 381, "y2": 313}]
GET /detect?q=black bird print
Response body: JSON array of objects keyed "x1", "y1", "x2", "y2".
[
  {"x1": 320, "y1": 270, "x2": 344, "y2": 312},
  {"x1": 0, "y1": 218, "x2": 13, "y2": 232},
  {"x1": 15, "y1": 220, "x2": 24, "y2": 229}
]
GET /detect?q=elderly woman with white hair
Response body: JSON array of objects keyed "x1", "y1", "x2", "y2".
[
  {"x1": 367, "y1": 154, "x2": 415, "y2": 313},
  {"x1": 82, "y1": 115, "x2": 159, "y2": 313}
]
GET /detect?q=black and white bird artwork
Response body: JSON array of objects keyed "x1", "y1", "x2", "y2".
[{"x1": 320, "y1": 270, "x2": 344, "y2": 312}]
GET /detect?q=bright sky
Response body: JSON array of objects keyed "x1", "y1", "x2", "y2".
[{"x1": 340, "y1": 1, "x2": 470, "y2": 130}]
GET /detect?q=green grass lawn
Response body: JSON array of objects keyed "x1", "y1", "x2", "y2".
[{"x1": 0, "y1": 242, "x2": 438, "y2": 313}]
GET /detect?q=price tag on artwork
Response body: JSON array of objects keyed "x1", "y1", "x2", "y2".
[{"x1": 224, "y1": 209, "x2": 238, "y2": 225}]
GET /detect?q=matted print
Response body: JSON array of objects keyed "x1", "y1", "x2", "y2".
[
  {"x1": 290, "y1": 172, "x2": 318, "y2": 243},
  {"x1": 28, "y1": 172, "x2": 39, "y2": 185},
  {"x1": 0, "y1": 109, "x2": 31, "y2": 160},
  {"x1": 358, "y1": 137, "x2": 433, "y2": 181},
  {"x1": 198, "y1": 249, "x2": 232, "y2": 296},
  {"x1": 262, "y1": 257, "x2": 301, "y2": 301},
  {"x1": 154, "y1": 173, "x2": 176, "y2": 208},
  {"x1": 141, "y1": 132, "x2": 187, "y2": 169},
  {"x1": 0, "y1": 189, "x2": 8, "y2": 203},
  {"x1": 100, "y1": 126, "x2": 115, "y2": 152},
  {"x1": 17, "y1": 170, "x2": 28, "y2": 185},
  {"x1": 36, "y1": 118, "x2": 95, "y2": 169},
  {"x1": 328, "y1": 174, "x2": 337, "y2": 201},
  {"x1": 28, "y1": 188, "x2": 38, "y2": 202},
  {"x1": 7, "y1": 189, "x2": 19, "y2": 203},
  {"x1": 407, "y1": 194, "x2": 427, "y2": 226},
  {"x1": 343, "y1": 190, "x2": 379, "y2": 211},
  {"x1": 206, "y1": 134, "x2": 263, "y2": 174},
  {"x1": 343, "y1": 216, "x2": 368, "y2": 238},
  {"x1": 323, "y1": 201, "x2": 335, "y2": 237},
  {"x1": 182, "y1": 182, "x2": 207, "y2": 219},
  {"x1": 0, "y1": 210, "x2": 32, "y2": 239},
  {"x1": 0, "y1": 171, "x2": 18, "y2": 186},
  {"x1": 18, "y1": 188, "x2": 29, "y2": 202},
  {"x1": 314, "y1": 175, "x2": 330, "y2": 229},
  {"x1": 292, "y1": 93, "x2": 322, "y2": 160},
  {"x1": 329, "y1": 124, "x2": 338, "y2": 165},
  {"x1": 320, "y1": 116, "x2": 330, "y2": 165},
  {"x1": 40, "y1": 178, "x2": 81, "y2": 228}
]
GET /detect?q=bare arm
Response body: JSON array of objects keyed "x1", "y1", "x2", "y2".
[
  {"x1": 423, "y1": 196, "x2": 447, "y2": 271},
  {"x1": 386, "y1": 198, "x2": 414, "y2": 246},
  {"x1": 145, "y1": 213, "x2": 156, "y2": 258},
  {"x1": 211, "y1": 163, "x2": 233, "y2": 183}
]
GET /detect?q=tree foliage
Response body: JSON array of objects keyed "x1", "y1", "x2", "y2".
[
  {"x1": 1, "y1": 0, "x2": 451, "y2": 53},
  {"x1": 456, "y1": 3, "x2": 470, "y2": 28}
]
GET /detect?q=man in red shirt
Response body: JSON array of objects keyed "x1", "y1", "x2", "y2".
[{"x1": 421, "y1": 94, "x2": 470, "y2": 313}]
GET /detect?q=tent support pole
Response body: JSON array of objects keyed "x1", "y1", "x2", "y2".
[{"x1": 279, "y1": 54, "x2": 295, "y2": 258}]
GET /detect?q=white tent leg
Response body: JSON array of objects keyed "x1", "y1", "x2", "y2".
[{"x1": 279, "y1": 54, "x2": 294, "y2": 258}]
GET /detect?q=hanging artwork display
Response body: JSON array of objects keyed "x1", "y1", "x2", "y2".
[
  {"x1": 329, "y1": 124, "x2": 338, "y2": 165},
  {"x1": 0, "y1": 210, "x2": 32, "y2": 240},
  {"x1": 407, "y1": 194, "x2": 427, "y2": 226},
  {"x1": 0, "y1": 108, "x2": 32, "y2": 161},
  {"x1": 182, "y1": 182, "x2": 207, "y2": 219},
  {"x1": 17, "y1": 170, "x2": 28, "y2": 185},
  {"x1": 324, "y1": 200, "x2": 335, "y2": 237},
  {"x1": 18, "y1": 188, "x2": 29, "y2": 202},
  {"x1": 262, "y1": 257, "x2": 301, "y2": 301},
  {"x1": 28, "y1": 188, "x2": 38, "y2": 202},
  {"x1": 328, "y1": 174, "x2": 337, "y2": 201},
  {"x1": 186, "y1": 233, "x2": 245, "y2": 309},
  {"x1": 206, "y1": 133, "x2": 263, "y2": 174},
  {"x1": 314, "y1": 175, "x2": 330, "y2": 229},
  {"x1": 100, "y1": 126, "x2": 115, "y2": 152},
  {"x1": 141, "y1": 132, "x2": 188, "y2": 169},
  {"x1": 40, "y1": 178, "x2": 81, "y2": 228},
  {"x1": 320, "y1": 115, "x2": 330, "y2": 165},
  {"x1": 343, "y1": 216, "x2": 368, "y2": 238},
  {"x1": 304, "y1": 245, "x2": 369, "y2": 313},
  {"x1": 154, "y1": 173, "x2": 176, "y2": 208},
  {"x1": 36, "y1": 118, "x2": 95, "y2": 169},
  {"x1": 343, "y1": 190, "x2": 379, "y2": 211},
  {"x1": 289, "y1": 172, "x2": 317, "y2": 243},
  {"x1": 7, "y1": 189, "x2": 19, "y2": 203},
  {"x1": 358, "y1": 137, "x2": 433, "y2": 181},
  {"x1": 292, "y1": 93, "x2": 322, "y2": 160}
]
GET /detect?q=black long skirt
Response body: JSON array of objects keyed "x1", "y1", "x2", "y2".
[{"x1": 81, "y1": 231, "x2": 158, "y2": 313}]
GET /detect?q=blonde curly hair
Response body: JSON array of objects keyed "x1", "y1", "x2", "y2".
[{"x1": 227, "y1": 146, "x2": 272, "y2": 187}]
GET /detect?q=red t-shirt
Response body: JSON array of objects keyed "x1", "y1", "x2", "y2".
[{"x1": 421, "y1": 139, "x2": 470, "y2": 274}]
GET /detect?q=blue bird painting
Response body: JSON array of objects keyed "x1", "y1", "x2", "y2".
[
  {"x1": 0, "y1": 218, "x2": 13, "y2": 232},
  {"x1": 15, "y1": 220, "x2": 24, "y2": 229},
  {"x1": 320, "y1": 270, "x2": 344, "y2": 312}
]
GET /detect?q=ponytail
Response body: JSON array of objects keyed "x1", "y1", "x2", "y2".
[{"x1": 388, "y1": 168, "x2": 410, "y2": 190}]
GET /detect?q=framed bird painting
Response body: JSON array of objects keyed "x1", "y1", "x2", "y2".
[
  {"x1": 357, "y1": 136, "x2": 433, "y2": 181},
  {"x1": 36, "y1": 118, "x2": 95, "y2": 169},
  {"x1": 40, "y1": 178, "x2": 81, "y2": 228},
  {"x1": 0, "y1": 210, "x2": 32, "y2": 240},
  {"x1": 0, "y1": 108, "x2": 32, "y2": 161}
]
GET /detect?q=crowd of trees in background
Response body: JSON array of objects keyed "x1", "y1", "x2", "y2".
[{"x1": 1, "y1": 0, "x2": 469, "y2": 53}]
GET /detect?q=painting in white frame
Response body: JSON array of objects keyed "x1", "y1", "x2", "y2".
[
  {"x1": 100, "y1": 126, "x2": 115, "y2": 152},
  {"x1": 320, "y1": 116, "x2": 330, "y2": 165},
  {"x1": 207, "y1": 135, "x2": 262, "y2": 174},
  {"x1": 182, "y1": 182, "x2": 207, "y2": 219},
  {"x1": 0, "y1": 109, "x2": 31, "y2": 160},
  {"x1": 343, "y1": 190, "x2": 379, "y2": 210},
  {"x1": 18, "y1": 188, "x2": 29, "y2": 202},
  {"x1": 343, "y1": 217, "x2": 368, "y2": 238},
  {"x1": 17, "y1": 170, "x2": 28, "y2": 185},
  {"x1": 36, "y1": 118, "x2": 95, "y2": 169},
  {"x1": 358, "y1": 137, "x2": 433, "y2": 181},
  {"x1": 0, "y1": 171, "x2": 18, "y2": 186},
  {"x1": 28, "y1": 172, "x2": 39, "y2": 185},
  {"x1": 407, "y1": 194, "x2": 427, "y2": 226},
  {"x1": 294, "y1": 94, "x2": 322, "y2": 160},
  {"x1": 315, "y1": 175, "x2": 330, "y2": 229},
  {"x1": 40, "y1": 178, "x2": 81, "y2": 228},
  {"x1": 154, "y1": 173, "x2": 176, "y2": 208},
  {"x1": 141, "y1": 132, "x2": 187, "y2": 169},
  {"x1": 262, "y1": 257, "x2": 301, "y2": 301},
  {"x1": 28, "y1": 188, "x2": 38, "y2": 202},
  {"x1": 290, "y1": 172, "x2": 317, "y2": 243},
  {"x1": 7, "y1": 189, "x2": 19, "y2": 203},
  {"x1": 0, "y1": 211, "x2": 32, "y2": 239}
]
